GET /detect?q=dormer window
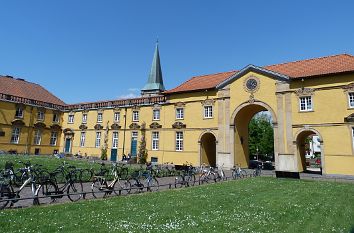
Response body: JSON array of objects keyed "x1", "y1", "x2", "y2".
[{"x1": 15, "y1": 107, "x2": 23, "y2": 118}]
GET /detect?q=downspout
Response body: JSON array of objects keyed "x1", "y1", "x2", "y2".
[
  {"x1": 26, "y1": 106, "x2": 35, "y2": 154},
  {"x1": 122, "y1": 107, "x2": 127, "y2": 156}
]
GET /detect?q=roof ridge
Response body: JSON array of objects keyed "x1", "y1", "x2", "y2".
[{"x1": 264, "y1": 53, "x2": 353, "y2": 68}]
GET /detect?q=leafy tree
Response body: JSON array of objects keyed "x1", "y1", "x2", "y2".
[
  {"x1": 248, "y1": 112, "x2": 274, "y2": 161},
  {"x1": 138, "y1": 122, "x2": 148, "y2": 164}
]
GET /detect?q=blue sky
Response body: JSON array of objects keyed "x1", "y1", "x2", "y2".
[{"x1": 1, "y1": 0, "x2": 354, "y2": 104}]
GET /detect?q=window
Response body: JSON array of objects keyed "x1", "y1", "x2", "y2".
[
  {"x1": 97, "y1": 113, "x2": 103, "y2": 123},
  {"x1": 112, "y1": 132, "x2": 119, "y2": 149},
  {"x1": 52, "y1": 113, "x2": 59, "y2": 123},
  {"x1": 176, "y1": 132, "x2": 183, "y2": 151},
  {"x1": 82, "y1": 113, "x2": 87, "y2": 124},
  {"x1": 95, "y1": 132, "x2": 101, "y2": 148},
  {"x1": 349, "y1": 92, "x2": 354, "y2": 108},
  {"x1": 204, "y1": 106, "x2": 213, "y2": 118},
  {"x1": 176, "y1": 108, "x2": 184, "y2": 119},
  {"x1": 132, "y1": 131, "x2": 138, "y2": 139},
  {"x1": 153, "y1": 109, "x2": 160, "y2": 121},
  {"x1": 114, "y1": 112, "x2": 120, "y2": 122},
  {"x1": 80, "y1": 132, "x2": 86, "y2": 147},
  {"x1": 299, "y1": 96, "x2": 312, "y2": 111},
  {"x1": 152, "y1": 132, "x2": 159, "y2": 150},
  {"x1": 132, "y1": 111, "x2": 139, "y2": 122},
  {"x1": 68, "y1": 114, "x2": 74, "y2": 124},
  {"x1": 15, "y1": 107, "x2": 23, "y2": 118},
  {"x1": 10, "y1": 127, "x2": 20, "y2": 144},
  {"x1": 50, "y1": 132, "x2": 57, "y2": 146},
  {"x1": 37, "y1": 111, "x2": 44, "y2": 121},
  {"x1": 34, "y1": 130, "x2": 42, "y2": 145},
  {"x1": 352, "y1": 128, "x2": 354, "y2": 151}
]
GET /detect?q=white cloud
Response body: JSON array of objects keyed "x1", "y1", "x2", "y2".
[{"x1": 118, "y1": 88, "x2": 140, "y2": 99}]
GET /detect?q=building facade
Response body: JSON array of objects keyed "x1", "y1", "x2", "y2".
[{"x1": 1, "y1": 46, "x2": 354, "y2": 176}]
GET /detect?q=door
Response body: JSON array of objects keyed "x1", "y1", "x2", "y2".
[
  {"x1": 131, "y1": 131, "x2": 138, "y2": 157},
  {"x1": 64, "y1": 138, "x2": 71, "y2": 153},
  {"x1": 111, "y1": 149, "x2": 117, "y2": 161}
]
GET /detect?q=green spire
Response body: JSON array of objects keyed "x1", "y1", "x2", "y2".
[{"x1": 141, "y1": 41, "x2": 165, "y2": 96}]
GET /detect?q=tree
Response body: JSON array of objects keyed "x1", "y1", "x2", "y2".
[
  {"x1": 138, "y1": 122, "x2": 148, "y2": 164},
  {"x1": 248, "y1": 112, "x2": 274, "y2": 161}
]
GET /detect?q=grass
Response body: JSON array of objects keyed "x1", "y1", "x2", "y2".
[{"x1": 0, "y1": 177, "x2": 353, "y2": 232}]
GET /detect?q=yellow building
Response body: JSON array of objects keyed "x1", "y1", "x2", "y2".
[
  {"x1": 0, "y1": 76, "x2": 64, "y2": 155},
  {"x1": 1, "y1": 46, "x2": 354, "y2": 176}
]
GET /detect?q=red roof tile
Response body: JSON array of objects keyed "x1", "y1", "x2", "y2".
[
  {"x1": 0, "y1": 76, "x2": 65, "y2": 106},
  {"x1": 165, "y1": 54, "x2": 354, "y2": 94}
]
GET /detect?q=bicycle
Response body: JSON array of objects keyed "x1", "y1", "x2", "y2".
[
  {"x1": 198, "y1": 166, "x2": 217, "y2": 184},
  {"x1": 253, "y1": 163, "x2": 262, "y2": 177},
  {"x1": 129, "y1": 169, "x2": 159, "y2": 193},
  {"x1": 91, "y1": 162, "x2": 131, "y2": 198},
  {"x1": 175, "y1": 164, "x2": 196, "y2": 188},
  {"x1": 0, "y1": 161, "x2": 56, "y2": 209},
  {"x1": 231, "y1": 164, "x2": 247, "y2": 179},
  {"x1": 215, "y1": 164, "x2": 226, "y2": 181}
]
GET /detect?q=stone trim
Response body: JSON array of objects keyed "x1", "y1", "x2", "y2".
[
  {"x1": 294, "y1": 88, "x2": 315, "y2": 96},
  {"x1": 172, "y1": 122, "x2": 186, "y2": 129}
]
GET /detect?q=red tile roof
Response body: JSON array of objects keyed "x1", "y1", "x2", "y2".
[
  {"x1": 0, "y1": 76, "x2": 65, "y2": 106},
  {"x1": 165, "y1": 54, "x2": 354, "y2": 94}
]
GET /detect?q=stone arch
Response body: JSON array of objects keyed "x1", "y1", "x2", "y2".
[
  {"x1": 293, "y1": 127, "x2": 325, "y2": 174},
  {"x1": 199, "y1": 131, "x2": 217, "y2": 167},
  {"x1": 230, "y1": 100, "x2": 278, "y2": 168}
]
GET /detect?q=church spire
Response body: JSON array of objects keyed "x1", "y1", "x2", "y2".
[{"x1": 141, "y1": 41, "x2": 165, "y2": 96}]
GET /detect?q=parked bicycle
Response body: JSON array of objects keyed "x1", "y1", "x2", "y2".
[
  {"x1": 231, "y1": 164, "x2": 247, "y2": 179},
  {"x1": 253, "y1": 163, "x2": 262, "y2": 177},
  {"x1": 91, "y1": 162, "x2": 131, "y2": 198},
  {"x1": 129, "y1": 168, "x2": 159, "y2": 193},
  {"x1": 199, "y1": 165, "x2": 217, "y2": 184},
  {"x1": 175, "y1": 164, "x2": 196, "y2": 188}
]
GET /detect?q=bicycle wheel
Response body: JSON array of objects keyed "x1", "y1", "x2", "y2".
[
  {"x1": 34, "y1": 180, "x2": 58, "y2": 205},
  {"x1": 0, "y1": 184, "x2": 12, "y2": 209},
  {"x1": 91, "y1": 177, "x2": 107, "y2": 199},
  {"x1": 67, "y1": 182, "x2": 83, "y2": 202},
  {"x1": 231, "y1": 170, "x2": 237, "y2": 179},
  {"x1": 208, "y1": 173, "x2": 217, "y2": 182},
  {"x1": 129, "y1": 178, "x2": 144, "y2": 193},
  {"x1": 186, "y1": 174, "x2": 196, "y2": 187},
  {"x1": 175, "y1": 176, "x2": 184, "y2": 188},
  {"x1": 80, "y1": 169, "x2": 93, "y2": 183},
  {"x1": 240, "y1": 170, "x2": 247, "y2": 178},
  {"x1": 199, "y1": 174, "x2": 207, "y2": 184},
  {"x1": 114, "y1": 180, "x2": 131, "y2": 195},
  {"x1": 147, "y1": 177, "x2": 159, "y2": 192}
]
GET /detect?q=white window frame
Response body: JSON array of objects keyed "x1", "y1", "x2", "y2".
[
  {"x1": 176, "y1": 131, "x2": 183, "y2": 151},
  {"x1": 68, "y1": 114, "x2": 74, "y2": 124},
  {"x1": 152, "y1": 131, "x2": 159, "y2": 150},
  {"x1": 352, "y1": 127, "x2": 354, "y2": 153},
  {"x1": 50, "y1": 132, "x2": 58, "y2": 146},
  {"x1": 80, "y1": 132, "x2": 86, "y2": 147},
  {"x1": 299, "y1": 96, "x2": 313, "y2": 112},
  {"x1": 132, "y1": 131, "x2": 138, "y2": 139},
  {"x1": 52, "y1": 113, "x2": 59, "y2": 123},
  {"x1": 82, "y1": 113, "x2": 87, "y2": 124},
  {"x1": 114, "y1": 112, "x2": 120, "y2": 123},
  {"x1": 153, "y1": 109, "x2": 160, "y2": 121},
  {"x1": 15, "y1": 107, "x2": 23, "y2": 118},
  {"x1": 34, "y1": 129, "x2": 42, "y2": 145},
  {"x1": 112, "y1": 131, "x2": 119, "y2": 149},
  {"x1": 204, "y1": 105, "x2": 213, "y2": 119},
  {"x1": 97, "y1": 113, "x2": 103, "y2": 123},
  {"x1": 348, "y1": 92, "x2": 354, "y2": 108},
  {"x1": 10, "y1": 127, "x2": 20, "y2": 144},
  {"x1": 95, "y1": 132, "x2": 101, "y2": 148},
  {"x1": 132, "y1": 111, "x2": 139, "y2": 122},
  {"x1": 37, "y1": 111, "x2": 44, "y2": 121},
  {"x1": 176, "y1": 108, "x2": 184, "y2": 120}
]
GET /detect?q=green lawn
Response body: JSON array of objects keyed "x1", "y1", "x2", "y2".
[{"x1": 0, "y1": 177, "x2": 353, "y2": 233}]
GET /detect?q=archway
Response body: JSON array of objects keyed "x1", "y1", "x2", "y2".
[
  {"x1": 295, "y1": 129, "x2": 323, "y2": 174},
  {"x1": 200, "y1": 133, "x2": 216, "y2": 167},
  {"x1": 231, "y1": 102, "x2": 277, "y2": 168}
]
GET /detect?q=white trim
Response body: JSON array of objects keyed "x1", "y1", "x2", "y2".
[
  {"x1": 112, "y1": 131, "x2": 119, "y2": 149},
  {"x1": 348, "y1": 92, "x2": 354, "y2": 108},
  {"x1": 80, "y1": 132, "x2": 86, "y2": 147},
  {"x1": 152, "y1": 131, "x2": 159, "y2": 150},
  {"x1": 176, "y1": 131, "x2": 183, "y2": 151},
  {"x1": 10, "y1": 127, "x2": 20, "y2": 144},
  {"x1": 176, "y1": 108, "x2": 184, "y2": 120},
  {"x1": 299, "y1": 96, "x2": 313, "y2": 112}
]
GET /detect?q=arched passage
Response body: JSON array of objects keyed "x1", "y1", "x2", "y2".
[
  {"x1": 231, "y1": 101, "x2": 277, "y2": 168},
  {"x1": 295, "y1": 129, "x2": 323, "y2": 173},
  {"x1": 200, "y1": 133, "x2": 217, "y2": 167}
]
